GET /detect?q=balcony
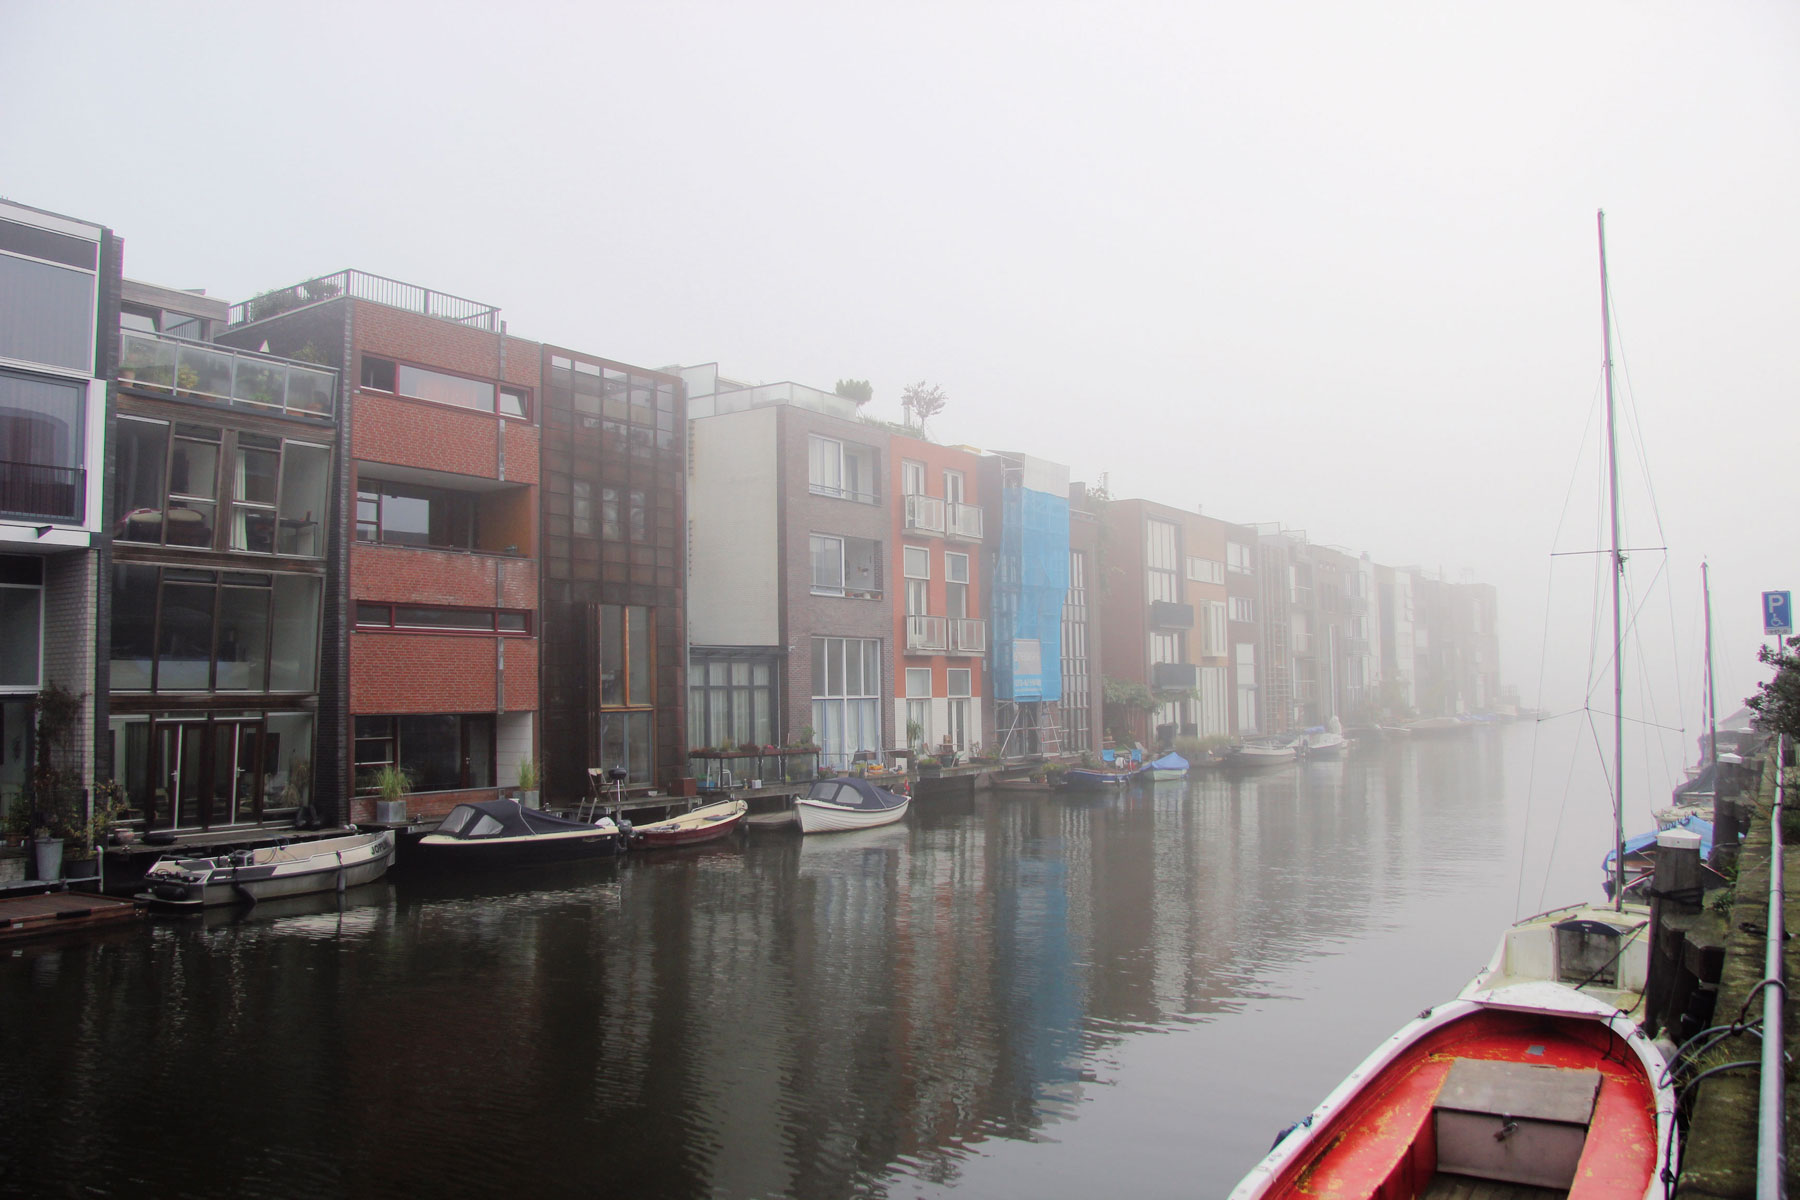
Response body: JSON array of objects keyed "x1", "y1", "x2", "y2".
[
  {"x1": 1152, "y1": 662, "x2": 1200, "y2": 690},
  {"x1": 118, "y1": 330, "x2": 336, "y2": 421},
  {"x1": 946, "y1": 502, "x2": 983, "y2": 541},
  {"x1": 948, "y1": 618, "x2": 987, "y2": 655},
  {"x1": 228, "y1": 269, "x2": 499, "y2": 332},
  {"x1": 906, "y1": 615, "x2": 948, "y2": 652},
  {"x1": 1150, "y1": 600, "x2": 1195, "y2": 630},
  {"x1": 0, "y1": 462, "x2": 84, "y2": 523},
  {"x1": 904, "y1": 494, "x2": 945, "y2": 536}
]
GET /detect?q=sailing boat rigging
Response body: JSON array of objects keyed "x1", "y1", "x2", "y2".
[{"x1": 1228, "y1": 212, "x2": 1678, "y2": 1199}]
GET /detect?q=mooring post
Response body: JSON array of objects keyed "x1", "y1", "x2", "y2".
[{"x1": 1644, "y1": 826, "x2": 1704, "y2": 1036}]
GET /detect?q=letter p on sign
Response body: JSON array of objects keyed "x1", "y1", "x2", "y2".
[{"x1": 1766, "y1": 591, "x2": 1794, "y2": 635}]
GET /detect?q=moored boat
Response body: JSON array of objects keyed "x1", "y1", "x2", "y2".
[
  {"x1": 1230, "y1": 905, "x2": 1676, "y2": 1199},
  {"x1": 629, "y1": 798, "x2": 748, "y2": 849},
  {"x1": 411, "y1": 798, "x2": 626, "y2": 867},
  {"x1": 793, "y1": 777, "x2": 909, "y2": 834},
  {"x1": 1224, "y1": 740, "x2": 1297, "y2": 769},
  {"x1": 139, "y1": 828, "x2": 395, "y2": 909},
  {"x1": 1136, "y1": 752, "x2": 1189, "y2": 782},
  {"x1": 1060, "y1": 765, "x2": 1134, "y2": 790}
]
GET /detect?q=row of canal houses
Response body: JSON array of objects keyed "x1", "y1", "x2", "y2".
[{"x1": 0, "y1": 197, "x2": 1501, "y2": 837}]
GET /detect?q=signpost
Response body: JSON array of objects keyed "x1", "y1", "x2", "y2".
[{"x1": 1766, "y1": 591, "x2": 1794, "y2": 636}]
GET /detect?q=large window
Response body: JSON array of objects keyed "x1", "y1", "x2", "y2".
[
  {"x1": 356, "y1": 481, "x2": 476, "y2": 550},
  {"x1": 115, "y1": 418, "x2": 329, "y2": 556},
  {"x1": 355, "y1": 714, "x2": 494, "y2": 793},
  {"x1": 904, "y1": 667, "x2": 932, "y2": 747},
  {"x1": 808, "y1": 435, "x2": 879, "y2": 504},
  {"x1": 1186, "y1": 557, "x2": 1224, "y2": 584},
  {"x1": 110, "y1": 565, "x2": 321, "y2": 693},
  {"x1": 1236, "y1": 642, "x2": 1258, "y2": 734},
  {"x1": 600, "y1": 604, "x2": 655, "y2": 783},
  {"x1": 1060, "y1": 549, "x2": 1091, "y2": 753},
  {"x1": 1201, "y1": 600, "x2": 1228, "y2": 657},
  {"x1": 0, "y1": 370, "x2": 85, "y2": 522},
  {"x1": 687, "y1": 658, "x2": 775, "y2": 751},
  {"x1": 810, "y1": 534, "x2": 882, "y2": 599},
  {"x1": 0, "y1": 217, "x2": 97, "y2": 374},
  {"x1": 1146, "y1": 519, "x2": 1179, "y2": 603},
  {"x1": 1227, "y1": 541, "x2": 1254, "y2": 574},
  {"x1": 1229, "y1": 596, "x2": 1256, "y2": 623},
  {"x1": 812, "y1": 637, "x2": 880, "y2": 769},
  {"x1": 360, "y1": 355, "x2": 528, "y2": 419},
  {"x1": 0, "y1": 555, "x2": 43, "y2": 690}
]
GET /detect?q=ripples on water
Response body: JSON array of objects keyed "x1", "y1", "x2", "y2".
[{"x1": 1, "y1": 726, "x2": 1628, "y2": 1200}]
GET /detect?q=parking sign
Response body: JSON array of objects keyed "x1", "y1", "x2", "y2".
[{"x1": 1766, "y1": 591, "x2": 1794, "y2": 635}]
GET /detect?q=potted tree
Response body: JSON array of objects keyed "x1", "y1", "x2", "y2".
[
  {"x1": 27, "y1": 681, "x2": 86, "y2": 882},
  {"x1": 372, "y1": 764, "x2": 410, "y2": 824},
  {"x1": 517, "y1": 759, "x2": 541, "y2": 809}
]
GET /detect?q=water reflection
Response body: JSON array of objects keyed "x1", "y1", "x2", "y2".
[{"x1": 3, "y1": 728, "x2": 1588, "y2": 1200}]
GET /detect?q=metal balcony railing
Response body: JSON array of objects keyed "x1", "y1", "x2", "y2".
[
  {"x1": 904, "y1": 494, "x2": 945, "y2": 535},
  {"x1": 906, "y1": 615, "x2": 948, "y2": 652},
  {"x1": 948, "y1": 618, "x2": 987, "y2": 655},
  {"x1": 1151, "y1": 662, "x2": 1199, "y2": 690},
  {"x1": 1150, "y1": 600, "x2": 1195, "y2": 630},
  {"x1": 228, "y1": 269, "x2": 500, "y2": 332},
  {"x1": 0, "y1": 462, "x2": 84, "y2": 523},
  {"x1": 118, "y1": 330, "x2": 336, "y2": 421},
  {"x1": 946, "y1": 502, "x2": 983, "y2": 540}
]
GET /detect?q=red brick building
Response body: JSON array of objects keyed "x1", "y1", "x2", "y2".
[
  {"x1": 222, "y1": 273, "x2": 540, "y2": 822},
  {"x1": 889, "y1": 433, "x2": 985, "y2": 758}
]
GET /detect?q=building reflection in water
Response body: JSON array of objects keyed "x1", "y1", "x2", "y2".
[{"x1": 1, "y1": 734, "x2": 1528, "y2": 1200}]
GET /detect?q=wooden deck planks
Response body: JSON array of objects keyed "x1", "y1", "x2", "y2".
[
  {"x1": 0, "y1": 891, "x2": 142, "y2": 942},
  {"x1": 1423, "y1": 1172, "x2": 1567, "y2": 1200}
]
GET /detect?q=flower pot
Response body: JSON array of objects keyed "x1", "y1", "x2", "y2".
[
  {"x1": 32, "y1": 836, "x2": 63, "y2": 881},
  {"x1": 65, "y1": 856, "x2": 99, "y2": 881},
  {"x1": 374, "y1": 799, "x2": 407, "y2": 824},
  {"x1": 518, "y1": 789, "x2": 540, "y2": 810}
]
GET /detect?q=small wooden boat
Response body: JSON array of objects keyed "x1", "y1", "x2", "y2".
[
  {"x1": 989, "y1": 775, "x2": 1055, "y2": 793},
  {"x1": 139, "y1": 828, "x2": 395, "y2": 909},
  {"x1": 1231, "y1": 901, "x2": 1677, "y2": 1200},
  {"x1": 411, "y1": 798, "x2": 625, "y2": 867},
  {"x1": 1136, "y1": 752, "x2": 1189, "y2": 782},
  {"x1": 1224, "y1": 740, "x2": 1297, "y2": 769},
  {"x1": 629, "y1": 798, "x2": 748, "y2": 849},
  {"x1": 794, "y1": 777, "x2": 909, "y2": 834},
  {"x1": 1060, "y1": 765, "x2": 1133, "y2": 790}
]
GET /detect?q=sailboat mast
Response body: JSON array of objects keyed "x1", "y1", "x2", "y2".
[
  {"x1": 1704, "y1": 561, "x2": 1719, "y2": 780},
  {"x1": 1598, "y1": 208, "x2": 1626, "y2": 911}
]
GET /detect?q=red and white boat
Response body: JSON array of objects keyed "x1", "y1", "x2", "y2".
[
  {"x1": 628, "y1": 798, "x2": 747, "y2": 849},
  {"x1": 1230, "y1": 900, "x2": 1677, "y2": 1200}
]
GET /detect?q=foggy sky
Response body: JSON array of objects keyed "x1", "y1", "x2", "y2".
[{"x1": 4, "y1": 0, "x2": 1796, "y2": 768}]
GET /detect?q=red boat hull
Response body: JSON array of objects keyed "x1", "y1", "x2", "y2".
[
  {"x1": 1246, "y1": 1005, "x2": 1662, "y2": 1200},
  {"x1": 631, "y1": 808, "x2": 745, "y2": 849}
]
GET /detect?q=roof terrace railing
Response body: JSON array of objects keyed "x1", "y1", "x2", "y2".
[
  {"x1": 227, "y1": 270, "x2": 500, "y2": 332},
  {"x1": 118, "y1": 330, "x2": 337, "y2": 421}
]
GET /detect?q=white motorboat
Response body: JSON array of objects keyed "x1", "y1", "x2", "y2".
[
  {"x1": 139, "y1": 828, "x2": 395, "y2": 909},
  {"x1": 793, "y1": 777, "x2": 909, "y2": 834},
  {"x1": 1224, "y1": 740, "x2": 1297, "y2": 769}
]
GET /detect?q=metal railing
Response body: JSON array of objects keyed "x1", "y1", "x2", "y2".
[
  {"x1": 949, "y1": 618, "x2": 987, "y2": 655},
  {"x1": 1150, "y1": 600, "x2": 1195, "y2": 630},
  {"x1": 227, "y1": 269, "x2": 501, "y2": 332},
  {"x1": 947, "y1": 502, "x2": 983, "y2": 540},
  {"x1": 1761, "y1": 734, "x2": 1787, "y2": 1198},
  {"x1": 0, "y1": 461, "x2": 84, "y2": 523},
  {"x1": 1151, "y1": 662, "x2": 1198, "y2": 690},
  {"x1": 906, "y1": 615, "x2": 948, "y2": 652},
  {"x1": 118, "y1": 330, "x2": 336, "y2": 421},
  {"x1": 904, "y1": 494, "x2": 945, "y2": 534}
]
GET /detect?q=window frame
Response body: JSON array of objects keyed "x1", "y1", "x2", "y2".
[{"x1": 358, "y1": 353, "x2": 531, "y2": 421}]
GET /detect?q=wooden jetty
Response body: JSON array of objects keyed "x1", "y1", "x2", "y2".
[{"x1": 0, "y1": 889, "x2": 142, "y2": 943}]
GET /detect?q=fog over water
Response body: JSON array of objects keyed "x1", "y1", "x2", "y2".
[
  {"x1": 5, "y1": 2, "x2": 1796, "y2": 735},
  {"x1": 2, "y1": 729, "x2": 1626, "y2": 1199}
]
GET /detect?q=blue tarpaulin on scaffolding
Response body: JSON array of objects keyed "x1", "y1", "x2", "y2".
[{"x1": 992, "y1": 478, "x2": 1069, "y2": 702}]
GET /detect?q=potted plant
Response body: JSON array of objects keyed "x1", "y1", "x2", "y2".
[
  {"x1": 517, "y1": 758, "x2": 541, "y2": 809},
  {"x1": 26, "y1": 681, "x2": 85, "y2": 882},
  {"x1": 371, "y1": 764, "x2": 410, "y2": 824}
]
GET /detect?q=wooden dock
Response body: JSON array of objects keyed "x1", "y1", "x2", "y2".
[{"x1": 0, "y1": 890, "x2": 142, "y2": 943}]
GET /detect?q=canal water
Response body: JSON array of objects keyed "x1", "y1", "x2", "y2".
[{"x1": 2, "y1": 723, "x2": 1630, "y2": 1199}]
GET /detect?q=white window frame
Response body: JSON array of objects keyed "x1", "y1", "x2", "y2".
[{"x1": 903, "y1": 545, "x2": 930, "y2": 579}]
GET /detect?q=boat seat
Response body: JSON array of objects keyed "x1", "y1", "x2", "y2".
[{"x1": 1433, "y1": 1059, "x2": 1599, "y2": 1191}]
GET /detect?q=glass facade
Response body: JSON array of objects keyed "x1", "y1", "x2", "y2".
[{"x1": 540, "y1": 350, "x2": 685, "y2": 797}]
